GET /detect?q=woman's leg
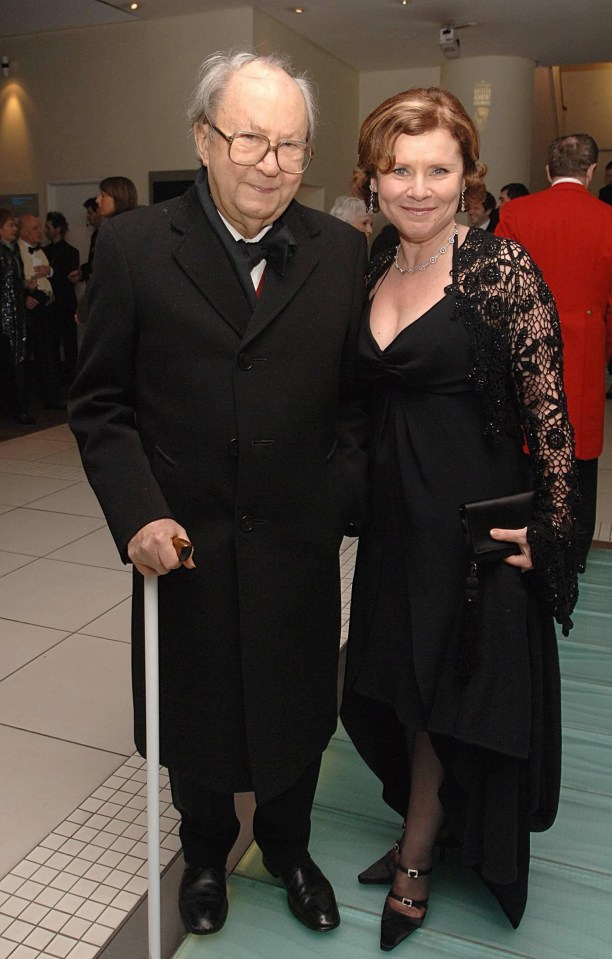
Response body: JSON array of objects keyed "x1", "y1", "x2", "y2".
[{"x1": 388, "y1": 731, "x2": 445, "y2": 919}]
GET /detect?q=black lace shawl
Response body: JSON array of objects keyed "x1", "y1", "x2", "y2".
[{"x1": 367, "y1": 227, "x2": 578, "y2": 635}]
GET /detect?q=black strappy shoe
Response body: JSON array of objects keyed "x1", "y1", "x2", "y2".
[
  {"x1": 380, "y1": 862, "x2": 432, "y2": 951},
  {"x1": 357, "y1": 839, "x2": 400, "y2": 884}
]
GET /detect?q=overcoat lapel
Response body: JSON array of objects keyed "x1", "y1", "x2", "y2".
[
  {"x1": 169, "y1": 187, "x2": 252, "y2": 338},
  {"x1": 241, "y1": 202, "x2": 321, "y2": 348}
]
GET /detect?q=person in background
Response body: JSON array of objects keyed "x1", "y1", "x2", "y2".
[
  {"x1": 69, "y1": 49, "x2": 367, "y2": 939},
  {"x1": 369, "y1": 221, "x2": 400, "y2": 261},
  {"x1": 77, "y1": 197, "x2": 101, "y2": 284},
  {"x1": 96, "y1": 176, "x2": 138, "y2": 219},
  {"x1": 77, "y1": 178, "x2": 138, "y2": 324},
  {"x1": 466, "y1": 189, "x2": 498, "y2": 231},
  {"x1": 45, "y1": 211, "x2": 80, "y2": 383},
  {"x1": 0, "y1": 209, "x2": 33, "y2": 423},
  {"x1": 18, "y1": 214, "x2": 63, "y2": 410},
  {"x1": 330, "y1": 194, "x2": 374, "y2": 240},
  {"x1": 496, "y1": 133, "x2": 612, "y2": 571},
  {"x1": 341, "y1": 86, "x2": 577, "y2": 951},
  {"x1": 498, "y1": 182, "x2": 530, "y2": 205}
]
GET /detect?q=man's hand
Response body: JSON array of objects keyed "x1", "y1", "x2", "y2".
[
  {"x1": 33, "y1": 264, "x2": 51, "y2": 278},
  {"x1": 128, "y1": 518, "x2": 196, "y2": 577},
  {"x1": 25, "y1": 296, "x2": 39, "y2": 310}
]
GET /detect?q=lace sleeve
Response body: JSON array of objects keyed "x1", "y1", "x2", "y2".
[{"x1": 505, "y1": 242, "x2": 578, "y2": 634}]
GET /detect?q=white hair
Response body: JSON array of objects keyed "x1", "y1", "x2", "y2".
[
  {"x1": 187, "y1": 49, "x2": 318, "y2": 144},
  {"x1": 330, "y1": 195, "x2": 368, "y2": 223}
]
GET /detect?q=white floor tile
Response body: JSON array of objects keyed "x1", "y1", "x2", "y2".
[
  {"x1": 39, "y1": 449, "x2": 87, "y2": 468},
  {"x1": 0, "y1": 552, "x2": 36, "y2": 578},
  {"x1": 47, "y1": 527, "x2": 125, "y2": 571},
  {"x1": 79, "y1": 598, "x2": 131, "y2": 643},
  {"x1": 25, "y1": 483, "x2": 104, "y2": 519},
  {"x1": 0, "y1": 725, "x2": 124, "y2": 878},
  {"x1": 0, "y1": 438, "x2": 74, "y2": 462},
  {"x1": 0, "y1": 620, "x2": 68, "y2": 682},
  {"x1": 0, "y1": 559, "x2": 131, "y2": 631},
  {"x1": 0, "y1": 474, "x2": 78, "y2": 508},
  {"x1": 0, "y1": 509, "x2": 105, "y2": 557},
  {"x1": 0, "y1": 634, "x2": 133, "y2": 754}
]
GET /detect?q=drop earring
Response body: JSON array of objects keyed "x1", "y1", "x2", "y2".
[
  {"x1": 367, "y1": 187, "x2": 376, "y2": 215},
  {"x1": 460, "y1": 188, "x2": 466, "y2": 213}
]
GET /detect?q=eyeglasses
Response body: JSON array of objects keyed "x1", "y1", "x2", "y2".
[{"x1": 208, "y1": 121, "x2": 313, "y2": 175}]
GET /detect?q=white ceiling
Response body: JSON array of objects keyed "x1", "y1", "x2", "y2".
[{"x1": 0, "y1": 0, "x2": 610, "y2": 72}]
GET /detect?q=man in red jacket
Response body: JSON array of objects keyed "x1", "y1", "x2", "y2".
[{"x1": 496, "y1": 134, "x2": 612, "y2": 570}]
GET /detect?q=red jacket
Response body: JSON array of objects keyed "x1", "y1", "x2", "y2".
[{"x1": 496, "y1": 182, "x2": 612, "y2": 459}]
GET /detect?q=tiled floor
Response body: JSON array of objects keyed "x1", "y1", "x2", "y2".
[{"x1": 0, "y1": 405, "x2": 610, "y2": 959}]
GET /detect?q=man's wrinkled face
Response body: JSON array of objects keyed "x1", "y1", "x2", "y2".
[{"x1": 194, "y1": 64, "x2": 308, "y2": 238}]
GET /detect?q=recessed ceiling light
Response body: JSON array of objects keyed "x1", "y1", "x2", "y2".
[
  {"x1": 129, "y1": 2, "x2": 139, "y2": 9},
  {"x1": 293, "y1": 7, "x2": 304, "y2": 13}
]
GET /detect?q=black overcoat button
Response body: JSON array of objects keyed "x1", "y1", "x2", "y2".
[
  {"x1": 237, "y1": 352, "x2": 253, "y2": 370},
  {"x1": 229, "y1": 438, "x2": 239, "y2": 456},
  {"x1": 240, "y1": 515, "x2": 255, "y2": 532}
]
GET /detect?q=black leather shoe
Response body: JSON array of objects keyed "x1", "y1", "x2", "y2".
[
  {"x1": 263, "y1": 856, "x2": 340, "y2": 931},
  {"x1": 13, "y1": 412, "x2": 36, "y2": 425},
  {"x1": 178, "y1": 865, "x2": 228, "y2": 935}
]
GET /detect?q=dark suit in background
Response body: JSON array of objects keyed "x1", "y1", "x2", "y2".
[{"x1": 46, "y1": 238, "x2": 79, "y2": 381}]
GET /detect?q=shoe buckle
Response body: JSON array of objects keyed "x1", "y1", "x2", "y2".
[
  {"x1": 400, "y1": 897, "x2": 414, "y2": 907},
  {"x1": 406, "y1": 868, "x2": 419, "y2": 878}
]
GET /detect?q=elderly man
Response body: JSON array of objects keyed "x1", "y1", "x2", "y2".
[
  {"x1": 18, "y1": 214, "x2": 64, "y2": 409},
  {"x1": 496, "y1": 134, "x2": 612, "y2": 570},
  {"x1": 69, "y1": 51, "x2": 367, "y2": 936}
]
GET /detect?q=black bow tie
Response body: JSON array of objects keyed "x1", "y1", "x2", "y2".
[
  {"x1": 28, "y1": 244, "x2": 41, "y2": 254},
  {"x1": 237, "y1": 223, "x2": 297, "y2": 277}
]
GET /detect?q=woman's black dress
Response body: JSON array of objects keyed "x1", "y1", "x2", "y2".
[{"x1": 342, "y1": 261, "x2": 563, "y2": 927}]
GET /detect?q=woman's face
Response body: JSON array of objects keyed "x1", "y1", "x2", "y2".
[
  {"x1": 352, "y1": 213, "x2": 374, "y2": 237},
  {"x1": 372, "y1": 128, "x2": 464, "y2": 243},
  {"x1": 0, "y1": 217, "x2": 17, "y2": 243},
  {"x1": 96, "y1": 190, "x2": 116, "y2": 218}
]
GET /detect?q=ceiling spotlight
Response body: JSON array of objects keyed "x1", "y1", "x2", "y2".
[
  {"x1": 293, "y1": 7, "x2": 305, "y2": 12},
  {"x1": 129, "y1": 2, "x2": 139, "y2": 9}
]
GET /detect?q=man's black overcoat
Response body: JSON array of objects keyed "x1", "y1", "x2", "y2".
[{"x1": 69, "y1": 185, "x2": 368, "y2": 802}]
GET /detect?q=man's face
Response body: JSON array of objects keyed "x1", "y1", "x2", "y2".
[
  {"x1": 45, "y1": 220, "x2": 60, "y2": 242},
  {"x1": 467, "y1": 200, "x2": 488, "y2": 227},
  {"x1": 498, "y1": 189, "x2": 511, "y2": 206},
  {"x1": 195, "y1": 64, "x2": 308, "y2": 238},
  {"x1": 19, "y1": 215, "x2": 42, "y2": 245},
  {"x1": 85, "y1": 206, "x2": 99, "y2": 227}
]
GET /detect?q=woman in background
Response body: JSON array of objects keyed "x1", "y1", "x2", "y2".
[
  {"x1": 96, "y1": 176, "x2": 138, "y2": 219},
  {"x1": 330, "y1": 194, "x2": 374, "y2": 240}
]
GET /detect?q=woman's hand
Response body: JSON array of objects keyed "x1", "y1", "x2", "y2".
[{"x1": 489, "y1": 526, "x2": 533, "y2": 570}]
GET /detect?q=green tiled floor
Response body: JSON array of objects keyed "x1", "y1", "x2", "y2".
[{"x1": 176, "y1": 549, "x2": 612, "y2": 959}]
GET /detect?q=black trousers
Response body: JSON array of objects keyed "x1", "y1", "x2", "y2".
[
  {"x1": 575, "y1": 458, "x2": 598, "y2": 568},
  {"x1": 169, "y1": 756, "x2": 322, "y2": 872},
  {"x1": 26, "y1": 305, "x2": 62, "y2": 406}
]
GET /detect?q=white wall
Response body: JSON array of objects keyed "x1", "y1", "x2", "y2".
[
  {"x1": 1, "y1": 8, "x2": 610, "y2": 218},
  {"x1": 359, "y1": 67, "x2": 441, "y2": 123},
  {"x1": 0, "y1": 8, "x2": 255, "y2": 210},
  {"x1": 254, "y1": 9, "x2": 359, "y2": 208}
]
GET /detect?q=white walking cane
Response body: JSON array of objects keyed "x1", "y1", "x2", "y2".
[{"x1": 144, "y1": 537, "x2": 193, "y2": 959}]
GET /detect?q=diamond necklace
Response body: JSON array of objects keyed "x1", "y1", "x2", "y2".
[{"x1": 393, "y1": 224, "x2": 458, "y2": 275}]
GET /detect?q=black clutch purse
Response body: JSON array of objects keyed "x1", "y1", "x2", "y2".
[{"x1": 459, "y1": 491, "x2": 535, "y2": 563}]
